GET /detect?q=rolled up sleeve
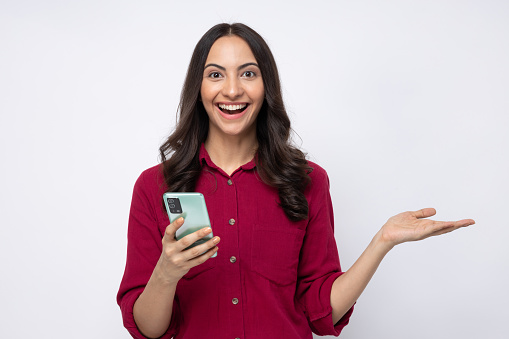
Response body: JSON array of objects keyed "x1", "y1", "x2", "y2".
[
  {"x1": 295, "y1": 166, "x2": 354, "y2": 336},
  {"x1": 116, "y1": 168, "x2": 180, "y2": 338}
]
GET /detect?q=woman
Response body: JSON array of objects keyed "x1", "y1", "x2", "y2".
[{"x1": 117, "y1": 23, "x2": 474, "y2": 339}]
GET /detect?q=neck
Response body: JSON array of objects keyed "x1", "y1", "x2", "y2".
[{"x1": 204, "y1": 132, "x2": 258, "y2": 176}]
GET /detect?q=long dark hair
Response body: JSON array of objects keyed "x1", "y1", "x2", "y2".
[{"x1": 159, "y1": 23, "x2": 312, "y2": 221}]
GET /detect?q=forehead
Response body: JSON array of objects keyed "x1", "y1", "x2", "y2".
[{"x1": 205, "y1": 36, "x2": 257, "y2": 65}]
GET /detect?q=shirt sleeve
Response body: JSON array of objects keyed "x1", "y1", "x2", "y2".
[
  {"x1": 116, "y1": 169, "x2": 180, "y2": 338},
  {"x1": 295, "y1": 166, "x2": 354, "y2": 336}
]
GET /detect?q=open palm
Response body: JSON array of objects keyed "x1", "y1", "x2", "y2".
[{"x1": 380, "y1": 208, "x2": 475, "y2": 247}]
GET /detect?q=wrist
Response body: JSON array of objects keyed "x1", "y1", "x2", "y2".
[
  {"x1": 371, "y1": 229, "x2": 395, "y2": 255},
  {"x1": 153, "y1": 259, "x2": 180, "y2": 287}
]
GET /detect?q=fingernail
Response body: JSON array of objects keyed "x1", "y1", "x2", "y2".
[
  {"x1": 205, "y1": 227, "x2": 212, "y2": 233},
  {"x1": 213, "y1": 236, "x2": 220, "y2": 244}
]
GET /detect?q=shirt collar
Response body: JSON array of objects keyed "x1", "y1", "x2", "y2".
[{"x1": 199, "y1": 143, "x2": 257, "y2": 172}]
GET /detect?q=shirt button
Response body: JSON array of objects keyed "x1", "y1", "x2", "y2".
[
  {"x1": 227, "y1": 179, "x2": 233, "y2": 185},
  {"x1": 229, "y1": 218, "x2": 235, "y2": 225},
  {"x1": 230, "y1": 256, "x2": 237, "y2": 263},
  {"x1": 232, "y1": 298, "x2": 239, "y2": 305}
]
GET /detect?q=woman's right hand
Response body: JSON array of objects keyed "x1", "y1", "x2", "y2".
[
  {"x1": 156, "y1": 217, "x2": 220, "y2": 285},
  {"x1": 134, "y1": 217, "x2": 218, "y2": 337}
]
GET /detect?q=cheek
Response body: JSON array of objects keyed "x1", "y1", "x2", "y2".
[
  {"x1": 256, "y1": 91, "x2": 265, "y2": 106},
  {"x1": 255, "y1": 82, "x2": 265, "y2": 103},
  {"x1": 200, "y1": 82, "x2": 212, "y2": 101},
  {"x1": 250, "y1": 84, "x2": 265, "y2": 104},
  {"x1": 200, "y1": 83, "x2": 220, "y2": 106}
]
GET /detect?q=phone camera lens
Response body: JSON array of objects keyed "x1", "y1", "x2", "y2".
[
  {"x1": 169, "y1": 204, "x2": 175, "y2": 208},
  {"x1": 168, "y1": 199, "x2": 174, "y2": 203}
]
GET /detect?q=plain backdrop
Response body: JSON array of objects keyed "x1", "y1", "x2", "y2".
[{"x1": 1, "y1": 0, "x2": 508, "y2": 338}]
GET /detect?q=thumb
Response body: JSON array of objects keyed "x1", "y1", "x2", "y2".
[
  {"x1": 163, "y1": 217, "x2": 185, "y2": 243},
  {"x1": 411, "y1": 208, "x2": 437, "y2": 219}
]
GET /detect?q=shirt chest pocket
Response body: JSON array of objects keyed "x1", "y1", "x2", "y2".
[{"x1": 251, "y1": 223, "x2": 305, "y2": 286}]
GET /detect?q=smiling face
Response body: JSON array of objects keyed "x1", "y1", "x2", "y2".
[{"x1": 200, "y1": 36, "x2": 265, "y2": 143}]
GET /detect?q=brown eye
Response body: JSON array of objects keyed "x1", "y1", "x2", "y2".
[
  {"x1": 242, "y1": 71, "x2": 256, "y2": 78},
  {"x1": 209, "y1": 72, "x2": 222, "y2": 79}
]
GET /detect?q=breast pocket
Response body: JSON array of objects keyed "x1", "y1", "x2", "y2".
[{"x1": 251, "y1": 224, "x2": 305, "y2": 286}]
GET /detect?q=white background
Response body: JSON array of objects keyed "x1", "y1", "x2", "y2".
[{"x1": 1, "y1": 0, "x2": 508, "y2": 338}]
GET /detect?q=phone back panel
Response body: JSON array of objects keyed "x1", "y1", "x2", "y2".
[{"x1": 163, "y1": 192, "x2": 212, "y2": 240}]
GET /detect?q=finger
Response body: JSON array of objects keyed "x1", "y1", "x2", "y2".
[
  {"x1": 177, "y1": 226, "x2": 213, "y2": 251},
  {"x1": 412, "y1": 208, "x2": 437, "y2": 219},
  {"x1": 426, "y1": 225, "x2": 457, "y2": 238},
  {"x1": 455, "y1": 218, "x2": 476, "y2": 227},
  {"x1": 432, "y1": 220, "x2": 456, "y2": 231},
  {"x1": 427, "y1": 220, "x2": 470, "y2": 238},
  {"x1": 183, "y1": 236, "x2": 221, "y2": 261},
  {"x1": 427, "y1": 219, "x2": 475, "y2": 236},
  {"x1": 433, "y1": 218, "x2": 475, "y2": 230},
  {"x1": 163, "y1": 217, "x2": 185, "y2": 243},
  {"x1": 186, "y1": 242, "x2": 220, "y2": 267}
]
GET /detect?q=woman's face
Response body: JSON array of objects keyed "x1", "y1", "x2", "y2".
[{"x1": 200, "y1": 36, "x2": 265, "y2": 141}]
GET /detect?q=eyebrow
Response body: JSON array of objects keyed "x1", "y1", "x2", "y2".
[{"x1": 204, "y1": 62, "x2": 260, "y2": 71}]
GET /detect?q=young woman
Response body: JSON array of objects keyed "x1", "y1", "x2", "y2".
[{"x1": 117, "y1": 23, "x2": 475, "y2": 339}]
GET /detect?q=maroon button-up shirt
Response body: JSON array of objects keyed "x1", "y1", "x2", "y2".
[{"x1": 117, "y1": 145, "x2": 353, "y2": 338}]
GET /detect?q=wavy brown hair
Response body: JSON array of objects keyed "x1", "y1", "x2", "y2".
[{"x1": 159, "y1": 23, "x2": 312, "y2": 221}]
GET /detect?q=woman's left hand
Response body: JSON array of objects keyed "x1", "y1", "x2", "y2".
[
  {"x1": 330, "y1": 208, "x2": 475, "y2": 323},
  {"x1": 379, "y1": 208, "x2": 475, "y2": 249}
]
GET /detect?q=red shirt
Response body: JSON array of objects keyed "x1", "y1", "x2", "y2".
[{"x1": 117, "y1": 145, "x2": 353, "y2": 338}]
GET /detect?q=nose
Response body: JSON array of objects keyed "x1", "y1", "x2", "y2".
[{"x1": 221, "y1": 75, "x2": 244, "y2": 99}]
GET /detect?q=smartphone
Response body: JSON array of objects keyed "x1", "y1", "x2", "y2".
[{"x1": 163, "y1": 192, "x2": 216, "y2": 257}]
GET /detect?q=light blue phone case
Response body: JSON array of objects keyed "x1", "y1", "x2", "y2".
[{"x1": 163, "y1": 192, "x2": 216, "y2": 257}]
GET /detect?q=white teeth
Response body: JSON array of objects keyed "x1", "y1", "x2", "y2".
[{"x1": 218, "y1": 103, "x2": 247, "y2": 111}]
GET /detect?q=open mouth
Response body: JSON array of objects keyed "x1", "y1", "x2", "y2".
[{"x1": 217, "y1": 103, "x2": 249, "y2": 114}]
